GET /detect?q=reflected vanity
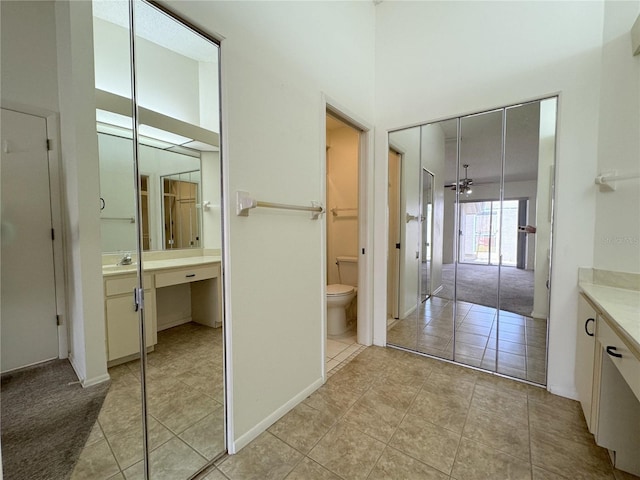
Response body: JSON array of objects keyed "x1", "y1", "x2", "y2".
[{"x1": 387, "y1": 98, "x2": 557, "y2": 385}]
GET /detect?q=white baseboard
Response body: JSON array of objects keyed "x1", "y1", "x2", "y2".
[
  {"x1": 230, "y1": 377, "x2": 324, "y2": 453},
  {"x1": 82, "y1": 373, "x2": 111, "y2": 388},
  {"x1": 547, "y1": 383, "x2": 579, "y2": 401},
  {"x1": 157, "y1": 316, "x2": 192, "y2": 331}
]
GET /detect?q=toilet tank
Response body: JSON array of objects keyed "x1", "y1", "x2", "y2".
[{"x1": 336, "y1": 256, "x2": 358, "y2": 287}]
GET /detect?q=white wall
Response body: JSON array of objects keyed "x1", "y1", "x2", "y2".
[
  {"x1": 594, "y1": 1, "x2": 640, "y2": 273},
  {"x1": 163, "y1": 0, "x2": 376, "y2": 450},
  {"x1": 55, "y1": 0, "x2": 109, "y2": 386},
  {"x1": 373, "y1": 1, "x2": 605, "y2": 399},
  {"x1": 93, "y1": 16, "x2": 217, "y2": 131},
  {"x1": 326, "y1": 126, "x2": 359, "y2": 285}
]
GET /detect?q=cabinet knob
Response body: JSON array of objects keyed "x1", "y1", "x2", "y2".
[
  {"x1": 584, "y1": 318, "x2": 595, "y2": 337},
  {"x1": 606, "y1": 346, "x2": 622, "y2": 358}
]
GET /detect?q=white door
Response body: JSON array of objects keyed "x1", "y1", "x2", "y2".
[{"x1": 1, "y1": 108, "x2": 58, "y2": 372}]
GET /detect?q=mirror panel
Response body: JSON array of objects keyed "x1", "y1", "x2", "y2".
[
  {"x1": 387, "y1": 126, "x2": 422, "y2": 351},
  {"x1": 415, "y1": 120, "x2": 457, "y2": 361},
  {"x1": 387, "y1": 98, "x2": 555, "y2": 386},
  {"x1": 455, "y1": 109, "x2": 504, "y2": 371},
  {"x1": 133, "y1": 3, "x2": 225, "y2": 478}
]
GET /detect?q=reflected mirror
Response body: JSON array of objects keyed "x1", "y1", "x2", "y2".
[{"x1": 387, "y1": 98, "x2": 557, "y2": 385}]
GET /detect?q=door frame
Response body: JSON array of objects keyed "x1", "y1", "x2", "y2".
[
  {"x1": 1, "y1": 104, "x2": 68, "y2": 362},
  {"x1": 387, "y1": 147, "x2": 402, "y2": 320},
  {"x1": 321, "y1": 95, "x2": 374, "y2": 376}
]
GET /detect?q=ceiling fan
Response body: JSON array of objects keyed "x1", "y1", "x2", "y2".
[{"x1": 445, "y1": 164, "x2": 474, "y2": 194}]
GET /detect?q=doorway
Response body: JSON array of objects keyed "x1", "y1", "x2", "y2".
[
  {"x1": 1, "y1": 108, "x2": 59, "y2": 373},
  {"x1": 325, "y1": 112, "x2": 363, "y2": 372}
]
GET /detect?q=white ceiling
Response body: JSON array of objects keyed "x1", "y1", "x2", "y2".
[
  {"x1": 92, "y1": 0, "x2": 218, "y2": 63},
  {"x1": 441, "y1": 102, "x2": 543, "y2": 185}
]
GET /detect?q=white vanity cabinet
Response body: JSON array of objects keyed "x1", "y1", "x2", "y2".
[
  {"x1": 103, "y1": 257, "x2": 222, "y2": 365},
  {"x1": 104, "y1": 273, "x2": 157, "y2": 363},
  {"x1": 576, "y1": 289, "x2": 640, "y2": 476},
  {"x1": 576, "y1": 294, "x2": 598, "y2": 431}
]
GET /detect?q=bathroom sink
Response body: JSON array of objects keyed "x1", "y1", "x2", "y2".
[{"x1": 102, "y1": 263, "x2": 137, "y2": 273}]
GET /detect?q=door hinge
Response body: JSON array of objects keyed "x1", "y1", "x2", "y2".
[
  {"x1": 56, "y1": 315, "x2": 61, "y2": 326},
  {"x1": 46, "y1": 139, "x2": 52, "y2": 151},
  {"x1": 51, "y1": 228, "x2": 55, "y2": 241},
  {"x1": 395, "y1": 243, "x2": 401, "y2": 249}
]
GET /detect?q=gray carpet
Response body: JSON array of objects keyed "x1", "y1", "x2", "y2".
[
  {"x1": 437, "y1": 263, "x2": 534, "y2": 316},
  {"x1": 1, "y1": 359, "x2": 110, "y2": 480}
]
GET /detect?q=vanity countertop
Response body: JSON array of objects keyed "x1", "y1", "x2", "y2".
[
  {"x1": 579, "y1": 282, "x2": 640, "y2": 358},
  {"x1": 103, "y1": 255, "x2": 222, "y2": 277}
]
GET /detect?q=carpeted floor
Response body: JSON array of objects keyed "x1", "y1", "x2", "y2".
[
  {"x1": 1, "y1": 359, "x2": 110, "y2": 480},
  {"x1": 437, "y1": 263, "x2": 535, "y2": 316}
]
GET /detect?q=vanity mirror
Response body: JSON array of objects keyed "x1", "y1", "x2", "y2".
[{"x1": 98, "y1": 126, "x2": 209, "y2": 253}]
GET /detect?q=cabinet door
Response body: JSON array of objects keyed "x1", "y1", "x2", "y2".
[
  {"x1": 576, "y1": 294, "x2": 597, "y2": 431},
  {"x1": 106, "y1": 291, "x2": 155, "y2": 362}
]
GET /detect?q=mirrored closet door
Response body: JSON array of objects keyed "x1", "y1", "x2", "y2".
[
  {"x1": 387, "y1": 98, "x2": 557, "y2": 385},
  {"x1": 93, "y1": 1, "x2": 225, "y2": 478}
]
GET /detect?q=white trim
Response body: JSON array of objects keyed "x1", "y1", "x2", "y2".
[
  {"x1": 230, "y1": 377, "x2": 324, "y2": 453},
  {"x1": 322, "y1": 94, "x2": 375, "y2": 349},
  {"x1": 218, "y1": 39, "x2": 235, "y2": 455},
  {"x1": 81, "y1": 373, "x2": 111, "y2": 388}
]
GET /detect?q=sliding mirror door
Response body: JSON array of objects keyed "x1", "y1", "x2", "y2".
[
  {"x1": 92, "y1": 1, "x2": 225, "y2": 478},
  {"x1": 387, "y1": 126, "x2": 422, "y2": 351},
  {"x1": 496, "y1": 99, "x2": 556, "y2": 383},
  {"x1": 133, "y1": 3, "x2": 225, "y2": 477},
  {"x1": 454, "y1": 109, "x2": 504, "y2": 371},
  {"x1": 387, "y1": 98, "x2": 556, "y2": 385}
]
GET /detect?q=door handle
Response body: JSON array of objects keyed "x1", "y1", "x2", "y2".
[
  {"x1": 584, "y1": 318, "x2": 595, "y2": 337},
  {"x1": 186, "y1": 273, "x2": 196, "y2": 278},
  {"x1": 606, "y1": 346, "x2": 622, "y2": 358}
]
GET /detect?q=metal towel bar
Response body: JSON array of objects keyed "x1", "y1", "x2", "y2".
[{"x1": 236, "y1": 191, "x2": 324, "y2": 219}]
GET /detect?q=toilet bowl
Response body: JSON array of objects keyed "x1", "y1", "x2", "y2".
[{"x1": 326, "y1": 284, "x2": 356, "y2": 335}]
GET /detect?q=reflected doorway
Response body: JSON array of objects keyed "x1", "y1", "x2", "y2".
[{"x1": 421, "y1": 169, "x2": 434, "y2": 301}]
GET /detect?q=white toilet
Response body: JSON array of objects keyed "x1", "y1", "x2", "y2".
[{"x1": 327, "y1": 256, "x2": 358, "y2": 336}]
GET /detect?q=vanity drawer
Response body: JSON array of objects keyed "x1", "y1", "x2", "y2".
[
  {"x1": 155, "y1": 264, "x2": 218, "y2": 288},
  {"x1": 105, "y1": 274, "x2": 153, "y2": 297},
  {"x1": 598, "y1": 317, "x2": 640, "y2": 402}
]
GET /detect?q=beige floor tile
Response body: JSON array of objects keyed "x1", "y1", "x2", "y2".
[
  {"x1": 423, "y1": 370, "x2": 476, "y2": 402},
  {"x1": 408, "y1": 388, "x2": 470, "y2": 433},
  {"x1": 326, "y1": 339, "x2": 349, "y2": 358},
  {"x1": 268, "y1": 403, "x2": 337, "y2": 454},
  {"x1": 451, "y1": 437, "x2": 531, "y2": 480},
  {"x1": 530, "y1": 428, "x2": 615, "y2": 480},
  {"x1": 532, "y1": 465, "x2": 570, "y2": 479},
  {"x1": 470, "y1": 383, "x2": 528, "y2": 423},
  {"x1": 454, "y1": 331, "x2": 490, "y2": 348},
  {"x1": 368, "y1": 446, "x2": 449, "y2": 480},
  {"x1": 84, "y1": 421, "x2": 106, "y2": 448},
  {"x1": 308, "y1": 421, "x2": 385, "y2": 480},
  {"x1": 303, "y1": 380, "x2": 363, "y2": 417},
  {"x1": 107, "y1": 416, "x2": 174, "y2": 470},
  {"x1": 614, "y1": 468, "x2": 640, "y2": 480},
  {"x1": 123, "y1": 436, "x2": 207, "y2": 480},
  {"x1": 462, "y1": 405, "x2": 530, "y2": 461},
  {"x1": 200, "y1": 468, "x2": 228, "y2": 480},
  {"x1": 325, "y1": 359, "x2": 340, "y2": 373},
  {"x1": 389, "y1": 413, "x2": 461, "y2": 475},
  {"x1": 284, "y1": 457, "x2": 341, "y2": 480},
  {"x1": 528, "y1": 399, "x2": 593, "y2": 447},
  {"x1": 218, "y1": 432, "x2": 302, "y2": 480},
  {"x1": 70, "y1": 438, "x2": 120, "y2": 480},
  {"x1": 148, "y1": 384, "x2": 217, "y2": 434},
  {"x1": 107, "y1": 473, "x2": 126, "y2": 480},
  {"x1": 179, "y1": 405, "x2": 226, "y2": 460}
]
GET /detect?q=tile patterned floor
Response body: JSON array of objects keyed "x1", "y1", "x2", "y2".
[
  {"x1": 326, "y1": 326, "x2": 366, "y2": 376},
  {"x1": 388, "y1": 297, "x2": 547, "y2": 384},
  {"x1": 72, "y1": 323, "x2": 225, "y2": 480},
  {"x1": 200, "y1": 346, "x2": 638, "y2": 480}
]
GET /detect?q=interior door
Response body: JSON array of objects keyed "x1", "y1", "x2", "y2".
[{"x1": 1, "y1": 108, "x2": 58, "y2": 372}]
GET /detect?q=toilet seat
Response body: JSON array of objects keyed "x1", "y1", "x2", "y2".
[{"x1": 327, "y1": 284, "x2": 355, "y2": 296}]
